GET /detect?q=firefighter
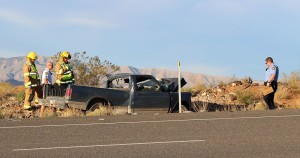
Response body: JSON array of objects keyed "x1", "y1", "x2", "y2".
[
  {"x1": 23, "y1": 51, "x2": 40, "y2": 110},
  {"x1": 55, "y1": 51, "x2": 75, "y2": 86}
]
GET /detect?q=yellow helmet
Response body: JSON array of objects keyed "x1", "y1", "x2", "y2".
[
  {"x1": 60, "y1": 51, "x2": 71, "y2": 59},
  {"x1": 26, "y1": 51, "x2": 38, "y2": 60}
]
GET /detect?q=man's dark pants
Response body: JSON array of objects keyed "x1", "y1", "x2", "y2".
[{"x1": 263, "y1": 81, "x2": 278, "y2": 110}]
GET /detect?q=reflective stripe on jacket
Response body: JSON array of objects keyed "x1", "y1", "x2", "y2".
[
  {"x1": 56, "y1": 61, "x2": 74, "y2": 84},
  {"x1": 23, "y1": 61, "x2": 40, "y2": 88}
]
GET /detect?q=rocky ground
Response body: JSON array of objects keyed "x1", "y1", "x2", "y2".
[
  {"x1": 0, "y1": 96, "x2": 36, "y2": 119},
  {"x1": 0, "y1": 94, "x2": 85, "y2": 119},
  {"x1": 192, "y1": 77, "x2": 300, "y2": 112}
]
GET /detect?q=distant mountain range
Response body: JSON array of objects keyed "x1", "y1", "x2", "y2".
[{"x1": 0, "y1": 56, "x2": 231, "y2": 87}]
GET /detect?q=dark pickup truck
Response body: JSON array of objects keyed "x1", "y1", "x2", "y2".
[{"x1": 41, "y1": 74, "x2": 194, "y2": 114}]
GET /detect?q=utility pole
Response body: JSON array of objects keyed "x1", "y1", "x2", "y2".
[{"x1": 178, "y1": 61, "x2": 182, "y2": 113}]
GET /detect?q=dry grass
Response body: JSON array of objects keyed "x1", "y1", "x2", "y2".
[
  {"x1": 0, "y1": 106, "x2": 27, "y2": 119},
  {"x1": 282, "y1": 104, "x2": 300, "y2": 109},
  {"x1": 0, "y1": 82, "x2": 14, "y2": 97},
  {"x1": 183, "y1": 83, "x2": 207, "y2": 97},
  {"x1": 15, "y1": 89, "x2": 25, "y2": 102},
  {"x1": 1, "y1": 107, "x2": 15, "y2": 118},
  {"x1": 282, "y1": 71, "x2": 300, "y2": 94},
  {"x1": 275, "y1": 88, "x2": 292, "y2": 100},
  {"x1": 0, "y1": 82, "x2": 111, "y2": 118},
  {"x1": 86, "y1": 106, "x2": 113, "y2": 117},
  {"x1": 0, "y1": 83, "x2": 25, "y2": 103},
  {"x1": 182, "y1": 88, "x2": 193, "y2": 95},
  {"x1": 193, "y1": 84, "x2": 207, "y2": 94},
  {"x1": 40, "y1": 107, "x2": 85, "y2": 118},
  {"x1": 40, "y1": 107, "x2": 57, "y2": 118},
  {"x1": 254, "y1": 102, "x2": 268, "y2": 110},
  {"x1": 236, "y1": 90, "x2": 259, "y2": 106},
  {"x1": 58, "y1": 108, "x2": 84, "y2": 117},
  {"x1": 217, "y1": 80, "x2": 226, "y2": 87},
  {"x1": 193, "y1": 101, "x2": 209, "y2": 112},
  {"x1": 296, "y1": 98, "x2": 300, "y2": 109},
  {"x1": 41, "y1": 107, "x2": 110, "y2": 118},
  {"x1": 0, "y1": 109, "x2": 3, "y2": 119}
]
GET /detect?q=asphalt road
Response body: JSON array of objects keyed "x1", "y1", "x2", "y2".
[{"x1": 1, "y1": 110, "x2": 300, "y2": 158}]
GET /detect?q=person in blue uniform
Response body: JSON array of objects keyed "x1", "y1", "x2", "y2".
[{"x1": 264, "y1": 57, "x2": 279, "y2": 110}]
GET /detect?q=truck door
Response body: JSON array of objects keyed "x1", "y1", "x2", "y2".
[{"x1": 134, "y1": 76, "x2": 170, "y2": 112}]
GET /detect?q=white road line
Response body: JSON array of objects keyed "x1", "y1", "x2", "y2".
[
  {"x1": 1, "y1": 114, "x2": 300, "y2": 129},
  {"x1": 13, "y1": 139, "x2": 205, "y2": 152}
]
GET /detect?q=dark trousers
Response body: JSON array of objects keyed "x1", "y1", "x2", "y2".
[
  {"x1": 263, "y1": 92, "x2": 276, "y2": 109},
  {"x1": 263, "y1": 81, "x2": 278, "y2": 110}
]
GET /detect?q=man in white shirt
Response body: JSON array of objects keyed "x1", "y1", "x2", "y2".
[
  {"x1": 40, "y1": 61, "x2": 53, "y2": 117},
  {"x1": 42, "y1": 61, "x2": 53, "y2": 84}
]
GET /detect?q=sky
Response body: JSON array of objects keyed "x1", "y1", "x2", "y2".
[{"x1": 0, "y1": 0, "x2": 299, "y2": 80}]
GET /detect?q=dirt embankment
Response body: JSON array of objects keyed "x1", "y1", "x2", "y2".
[{"x1": 192, "y1": 78, "x2": 300, "y2": 112}]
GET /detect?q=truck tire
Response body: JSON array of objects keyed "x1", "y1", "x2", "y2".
[
  {"x1": 88, "y1": 102, "x2": 103, "y2": 112},
  {"x1": 86, "y1": 102, "x2": 112, "y2": 115}
]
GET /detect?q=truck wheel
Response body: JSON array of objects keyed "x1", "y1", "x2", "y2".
[
  {"x1": 86, "y1": 102, "x2": 112, "y2": 115},
  {"x1": 88, "y1": 103, "x2": 103, "y2": 112}
]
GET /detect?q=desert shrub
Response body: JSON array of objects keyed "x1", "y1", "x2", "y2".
[
  {"x1": 86, "y1": 106, "x2": 112, "y2": 117},
  {"x1": 217, "y1": 80, "x2": 226, "y2": 87},
  {"x1": 15, "y1": 91, "x2": 25, "y2": 102},
  {"x1": 275, "y1": 88, "x2": 291, "y2": 100},
  {"x1": 206, "y1": 83, "x2": 213, "y2": 89},
  {"x1": 0, "y1": 82, "x2": 13, "y2": 97},
  {"x1": 182, "y1": 88, "x2": 193, "y2": 93},
  {"x1": 192, "y1": 84, "x2": 207, "y2": 96},
  {"x1": 182, "y1": 87, "x2": 198, "y2": 97},
  {"x1": 236, "y1": 90, "x2": 259, "y2": 105},
  {"x1": 182, "y1": 84, "x2": 207, "y2": 97},
  {"x1": 282, "y1": 71, "x2": 300, "y2": 94}
]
